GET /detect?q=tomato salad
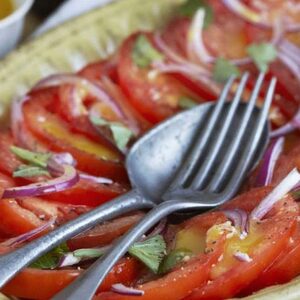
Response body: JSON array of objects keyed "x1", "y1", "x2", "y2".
[{"x1": 2, "y1": 0, "x2": 300, "y2": 299}]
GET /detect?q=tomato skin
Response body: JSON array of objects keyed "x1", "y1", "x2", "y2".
[
  {"x1": 118, "y1": 32, "x2": 201, "y2": 124},
  {"x1": 95, "y1": 213, "x2": 226, "y2": 300},
  {"x1": 185, "y1": 188, "x2": 298, "y2": 300},
  {"x1": 78, "y1": 57, "x2": 119, "y2": 82},
  {"x1": 1, "y1": 258, "x2": 140, "y2": 299},
  {"x1": 68, "y1": 212, "x2": 144, "y2": 250},
  {"x1": 23, "y1": 99, "x2": 127, "y2": 181}
]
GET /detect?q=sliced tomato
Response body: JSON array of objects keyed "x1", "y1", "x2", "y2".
[
  {"x1": 22, "y1": 98, "x2": 127, "y2": 181},
  {"x1": 1, "y1": 258, "x2": 141, "y2": 300},
  {"x1": 44, "y1": 178, "x2": 128, "y2": 207},
  {"x1": 185, "y1": 187, "x2": 298, "y2": 300},
  {"x1": 242, "y1": 215, "x2": 300, "y2": 295},
  {"x1": 118, "y1": 32, "x2": 204, "y2": 124},
  {"x1": 0, "y1": 197, "x2": 90, "y2": 237},
  {"x1": 68, "y1": 212, "x2": 144, "y2": 250},
  {"x1": 78, "y1": 57, "x2": 119, "y2": 82},
  {"x1": 95, "y1": 212, "x2": 227, "y2": 300}
]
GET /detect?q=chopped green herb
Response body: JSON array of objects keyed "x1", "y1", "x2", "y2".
[
  {"x1": 247, "y1": 42, "x2": 277, "y2": 72},
  {"x1": 132, "y1": 35, "x2": 164, "y2": 68},
  {"x1": 31, "y1": 243, "x2": 69, "y2": 270},
  {"x1": 73, "y1": 248, "x2": 107, "y2": 259},
  {"x1": 11, "y1": 146, "x2": 51, "y2": 168},
  {"x1": 213, "y1": 58, "x2": 241, "y2": 83},
  {"x1": 128, "y1": 235, "x2": 167, "y2": 273},
  {"x1": 179, "y1": 0, "x2": 213, "y2": 28},
  {"x1": 90, "y1": 116, "x2": 133, "y2": 152},
  {"x1": 179, "y1": 97, "x2": 198, "y2": 109},
  {"x1": 159, "y1": 248, "x2": 193, "y2": 274},
  {"x1": 13, "y1": 165, "x2": 50, "y2": 178}
]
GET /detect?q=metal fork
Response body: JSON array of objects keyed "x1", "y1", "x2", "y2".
[{"x1": 54, "y1": 73, "x2": 275, "y2": 300}]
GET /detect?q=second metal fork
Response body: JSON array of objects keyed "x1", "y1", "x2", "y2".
[{"x1": 54, "y1": 73, "x2": 275, "y2": 300}]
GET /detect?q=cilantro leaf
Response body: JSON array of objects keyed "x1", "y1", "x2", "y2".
[
  {"x1": 247, "y1": 42, "x2": 277, "y2": 72},
  {"x1": 213, "y1": 58, "x2": 241, "y2": 83},
  {"x1": 128, "y1": 235, "x2": 167, "y2": 273},
  {"x1": 11, "y1": 146, "x2": 51, "y2": 168},
  {"x1": 13, "y1": 165, "x2": 50, "y2": 178},
  {"x1": 132, "y1": 35, "x2": 164, "y2": 68},
  {"x1": 179, "y1": 0, "x2": 213, "y2": 28},
  {"x1": 179, "y1": 97, "x2": 198, "y2": 109},
  {"x1": 31, "y1": 243, "x2": 69, "y2": 269},
  {"x1": 90, "y1": 116, "x2": 133, "y2": 152},
  {"x1": 159, "y1": 248, "x2": 193, "y2": 274}
]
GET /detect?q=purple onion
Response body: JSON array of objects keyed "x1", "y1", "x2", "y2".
[
  {"x1": 256, "y1": 137, "x2": 284, "y2": 186},
  {"x1": 271, "y1": 108, "x2": 300, "y2": 138},
  {"x1": 223, "y1": 209, "x2": 248, "y2": 237},
  {"x1": 0, "y1": 219, "x2": 55, "y2": 247},
  {"x1": 111, "y1": 284, "x2": 144, "y2": 296},
  {"x1": 79, "y1": 173, "x2": 113, "y2": 185},
  {"x1": 2, "y1": 165, "x2": 79, "y2": 199},
  {"x1": 33, "y1": 74, "x2": 124, "y2": 118},
  {"x1": 251, "y1": 168, "x2": 300, "y2": 220},
  {"x1": 233, "y1": 251, "x2": 253, "y2": 262},
  {"x1": 222, "y1": 0, "x2": 300, "y2": 32},
  {"x1": 146, "y1": 219, "x2": 167, "y2": 239},
  {"x1": 57, "y1": 253, "x2": 82, "y2": 268}
]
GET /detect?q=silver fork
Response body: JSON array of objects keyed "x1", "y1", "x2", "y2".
[{"x1": 54, "y1": 73, "x2": 275, "y2": 300}]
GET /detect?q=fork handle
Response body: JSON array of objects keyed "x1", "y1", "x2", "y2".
[
  {"x1": 0, "y1": 189, "x2": 153, "y2": 288},
  {"x1": 53, "y1": 200, "x2": 211, "y2": 300}
]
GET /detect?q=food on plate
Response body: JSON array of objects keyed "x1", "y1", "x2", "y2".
[{"x1": 1, "y1": 0, "x2": 300, "y2": 299}]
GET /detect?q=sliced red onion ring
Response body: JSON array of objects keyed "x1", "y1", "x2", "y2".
[
  {"x1": 250, "y1": 168, "x2": 300, "y2": 220},
  {"x1": 111, "y1": 284, "x2": 144, "y2": 296},
  {"x1": 33, "y1": 74, "x2": 124, "y2": 118},
  {"x1": 256, "y1": 137, "x2": 284, "y2": 186},
  {"x1": 222, "y1": 0, "x2": 300, "y2": 32},
  {"x1": 223, "y1": 209, "x2": 248, "y2": 237},
  {"x1": 57, "y1": 253, "x2": 82, "y2": 268},
  {"x1": 0, "y1": 219, "x2": 55, "y2": 247},
  {"x1": 187, "y1": 8, "x2": 251, "y2": 66},
  {"x1": 233, "y1": 251, "x2": 253, "y2": 262},
  {"x1": 146, "y1": 218, "x2": 167, "y2": 239},
  {"x1": 271, "y1": 108, "x2": 300, "y2": 138},
  {"x1": 79, "y1": 173, "x2": 113, "y2": 185},
  {"x1": 2, "y1": 165, "x2": 79, "y2": 198}
]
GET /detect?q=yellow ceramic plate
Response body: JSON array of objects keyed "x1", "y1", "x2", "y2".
[{"x1": 0, "y1": 0, "x2": 299, "y2": 298}]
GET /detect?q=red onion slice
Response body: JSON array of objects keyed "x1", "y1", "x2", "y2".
[
  {"x1": 79, "y1": 173, "x2": 113, "y2": 185},
  {"x1": 271, "y1": 108, "x2": 300, "y2": 138},
  {"x1": 223, "y1": 0, "x2": 300, "y2": 32},
  {"x1": 33, "y1": 74, "x2": 124, "y2": 118},
  {"x1": 223, "y1": 209, "x2": 248, "y2": 238},
  {"x1": 250, "y1": 168, "x2": 300, "y2": 220},
  {"x1": 256, "y1": 137, "x2": 284, "y2": 186},
  {"x1": 0, "y1": 219, "x2": 55, "y2": 247},
  {"x1": 233, "y1": 251, "x2": 253, "y2": 262},
  {"x1": 111, "y1": 284, "x2": 144, "y2": 296},
  {"x1": 57, "y1": 253, "x2": 82, "y2": 268},
  {"x1": 2, "y1": 165, "x2": 79, "y2": 199}
]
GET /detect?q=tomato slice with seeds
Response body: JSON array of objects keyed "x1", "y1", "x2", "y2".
[
  {"x1": 118, "y1": 32, "x2": 204, "y2": 124},
  {"x1": 23, "y1": 98, "x2": 127, "y2": 181},
  {"x1": 185, "y1": 187, "x2": 298, "y2": 300},
  {"x1": 1, "y1": 258, "x2": 141, "y2": 300},
  {"x1": 95, "y1": 211, "x2": 227, "y2": 300}
]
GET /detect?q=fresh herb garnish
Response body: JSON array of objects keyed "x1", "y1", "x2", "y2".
[
  {"x1": 31, "y1": 243, "x2": 69, "y2": 269},
  {"x1": 132, "y1": 35, "x2": 164, "y2": 68},
  {"x1": 11, "y1": 146, "x2": 51, "y2": 168},
  {"x1": 90, "y1": 116, "x2": 133, "y2": 152},
  {"x1": 247, "y1": 42, "x2": 277, "y2": 72},
  {"x1": 213, "y1": 58, "x2": 241, "y2": 83},
  {"x1": 178, "y1": 97, "x2": 198, "y2": 109},
  {"x1": 179, "y1": 0, "x2": 213, "y2": 28},
  {"x1": 159, "y1": 248, "x2": 193, "y2": 274},
  {"x1": 128, "y1": 235, "x2": 167, "y2": 274},
  {"x1": 73, "y1": 248, "x2": 107, "y2": 259},
  {"x1": 13, "y1": 165, "x2": 50, "y2": 178}
]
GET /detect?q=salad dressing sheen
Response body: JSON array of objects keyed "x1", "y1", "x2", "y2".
[{"x1": 0, "y1": 0, "x2": 14, "y2": 20}]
